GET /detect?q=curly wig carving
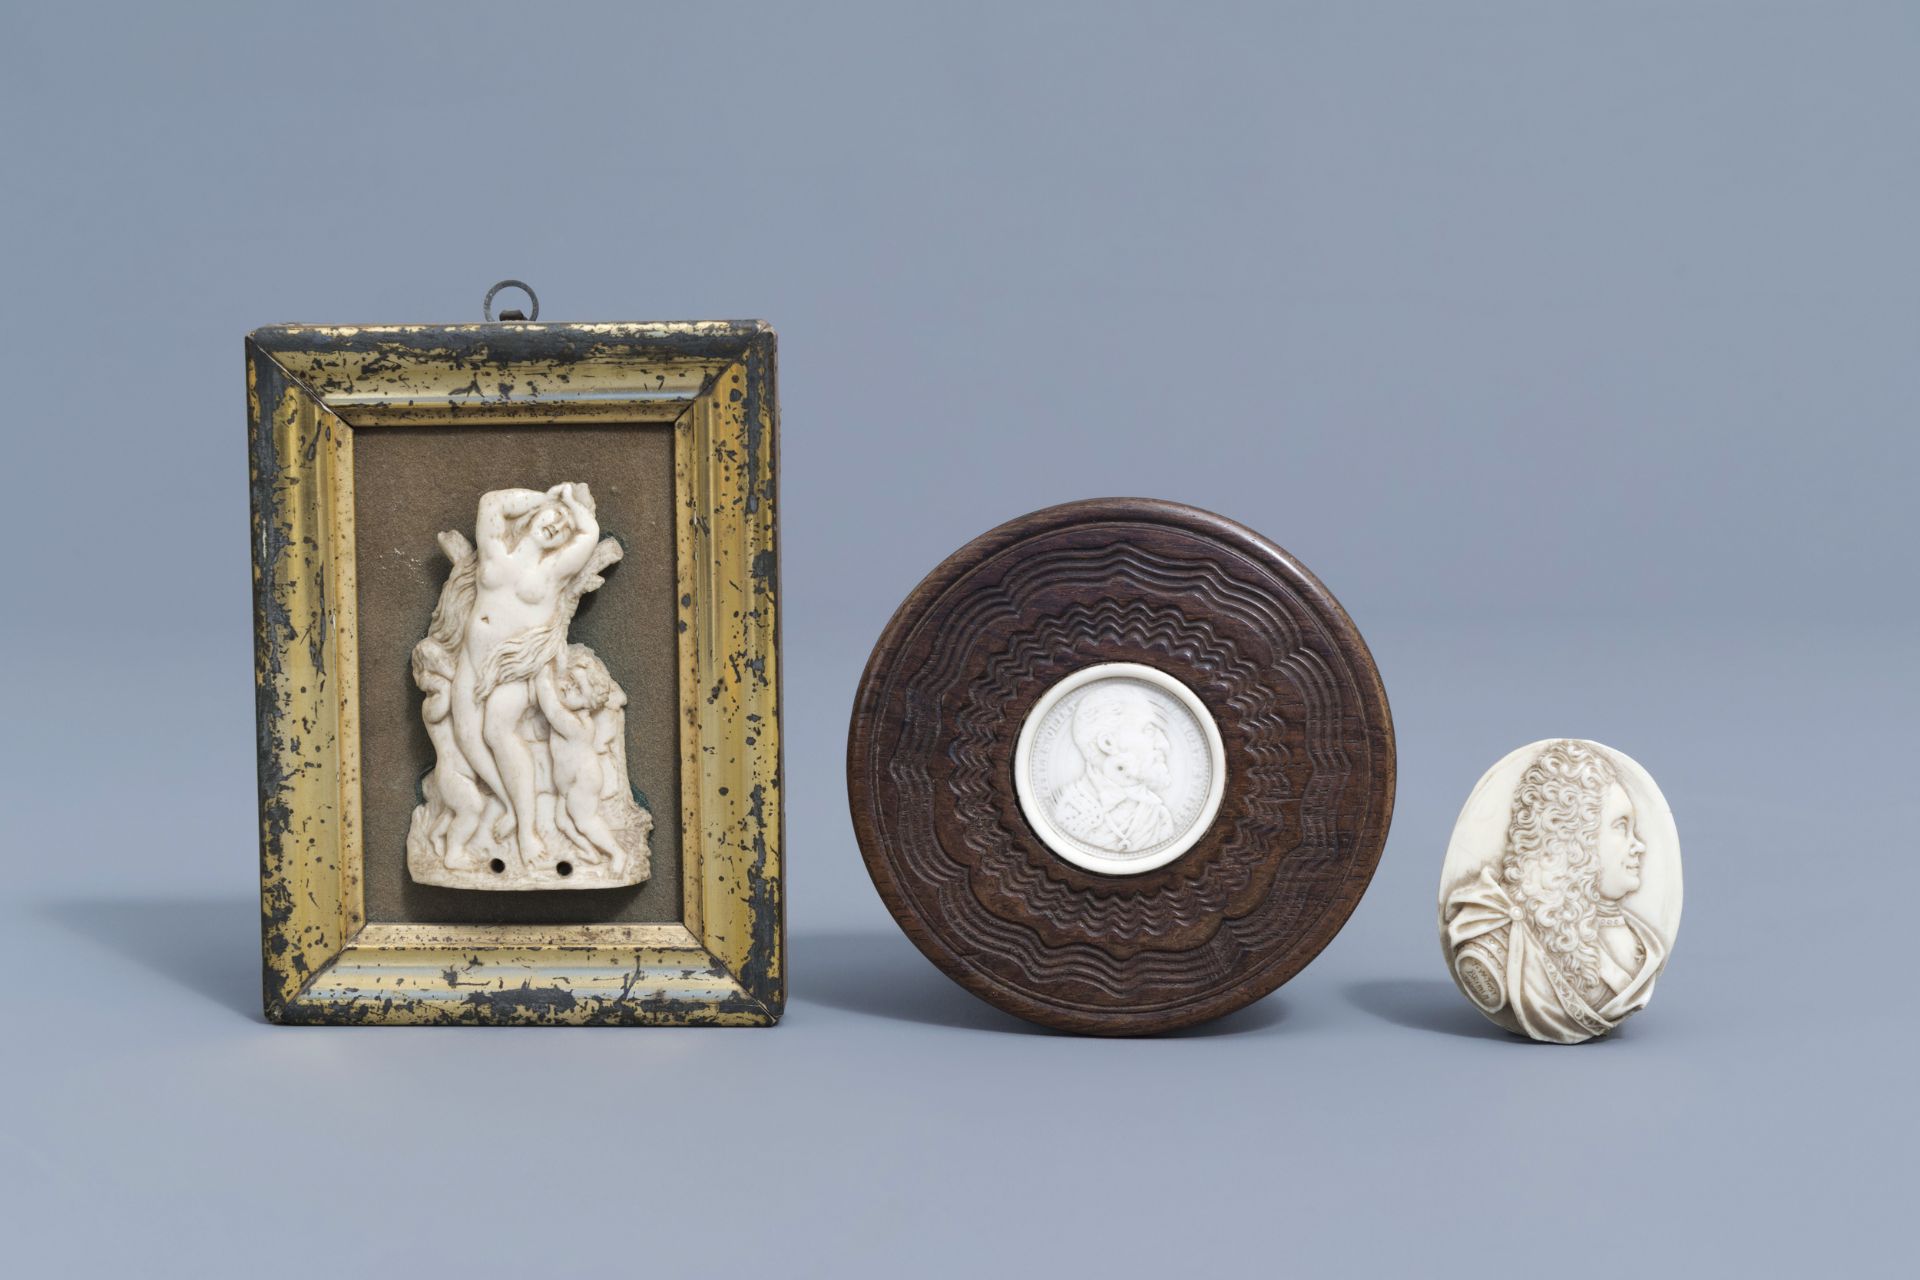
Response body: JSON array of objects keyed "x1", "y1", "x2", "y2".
[{"x1": 1501, "y1": 739, "x2": 1620, "y2": 993}]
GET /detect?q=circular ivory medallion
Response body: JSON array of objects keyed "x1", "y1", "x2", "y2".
[
  {"x1": 1437, "y1": 739, "x2": 1682, "y2": 1044},
  {"x1": 847, "y1": 498, "x2": 1396, "y2": 1035},
  {"x1": 1014, "y1": 663, "x2": 1227, "y2": 876}
]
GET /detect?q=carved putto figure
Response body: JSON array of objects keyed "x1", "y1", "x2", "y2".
[
  {"x1": 407, "y1": 483, "x2": 653, "y2": 890},
  {"x1": 1438, "y1": 739, "x2": 1681, "y2": 1043}
]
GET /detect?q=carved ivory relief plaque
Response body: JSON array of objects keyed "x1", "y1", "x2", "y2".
[
  {"x1": 407, "y1": 483, "x2": 654, "y2": 891},
  {"x1": 1438, "y1": 739, "x2": 1680, "y2": 1043},
  {"x1": 1014, "y1": 662, "x2": 1227, "y2": 876}
]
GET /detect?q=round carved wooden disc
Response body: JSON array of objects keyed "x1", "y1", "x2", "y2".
[{"x1": 847, "y1": 498, "x2": 1397, "y2": 1035}]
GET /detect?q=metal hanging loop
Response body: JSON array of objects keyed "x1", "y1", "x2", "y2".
[{"x1": 483, "y1": 279, "x2": 540, "y2": 322}]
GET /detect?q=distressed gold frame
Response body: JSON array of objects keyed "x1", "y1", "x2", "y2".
[{"x1": 248, "y1": 322, "x2": 781, "y2": 1024}]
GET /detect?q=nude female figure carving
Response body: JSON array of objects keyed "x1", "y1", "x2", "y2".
[{"x1": 407, "y1": 484, "x2": 653, "y2": 891}]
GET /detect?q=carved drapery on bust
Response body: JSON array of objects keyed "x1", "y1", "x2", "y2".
[{"x1": 406, "y1": 483, "x2": 654, "y2": 890}]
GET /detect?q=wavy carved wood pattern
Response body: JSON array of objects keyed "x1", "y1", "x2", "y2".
[{"x1": 848, "y1": 499, "x2": 1395, "y2": 1035}]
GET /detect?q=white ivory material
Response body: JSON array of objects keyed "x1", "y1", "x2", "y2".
[
  {"x1": 1437, "y1": 739, "x2": 1681, "y2": 1042},
  {"x1": 406, "y1": 483, "x2": 653, "y2": 891},
  {"x1": 1014, "y1": 662, "x2": 1226, "y2": 876}
]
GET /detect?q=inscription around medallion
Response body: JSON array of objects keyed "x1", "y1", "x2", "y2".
[{"x1": 1014, "y1": 662, "x2": 1226, "y2": 876}]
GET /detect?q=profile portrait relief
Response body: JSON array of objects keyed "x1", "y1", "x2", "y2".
[
  {"x1": 1050, "y1": 684, "x2": 1179, "y2": 854},
  {"x1": 1014, "y1": 662, "x2": 1227, "y2": 878},
  {"x1": 1438, "y1": 738, "x2": 1682, "y2": 1043}
]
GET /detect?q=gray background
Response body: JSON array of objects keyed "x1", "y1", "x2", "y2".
[{"x1": 1, "y1": 2, "x2": 1913, "y2": 1275}]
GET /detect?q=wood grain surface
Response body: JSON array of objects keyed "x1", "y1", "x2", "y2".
[{"x1": 847, "y1": 498, "x2": 1395, "y2": 1035}]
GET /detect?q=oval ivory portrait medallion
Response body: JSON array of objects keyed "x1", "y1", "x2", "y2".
[
  {"x1": 1014, "y1": 662, "x2": 1227, "y2": 876},
  {"x1": 1437, "y1": 739, "x2": 1682, "y2": 1044}
]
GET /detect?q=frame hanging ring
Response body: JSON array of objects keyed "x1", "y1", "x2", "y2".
[{"x1": 483, "y1": 279, "x2": 539, "y2": 322}]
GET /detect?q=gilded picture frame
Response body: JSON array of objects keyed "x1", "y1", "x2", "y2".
[{"x1": 248, "y1": 321, "x2": 782, "y2": 1025}]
